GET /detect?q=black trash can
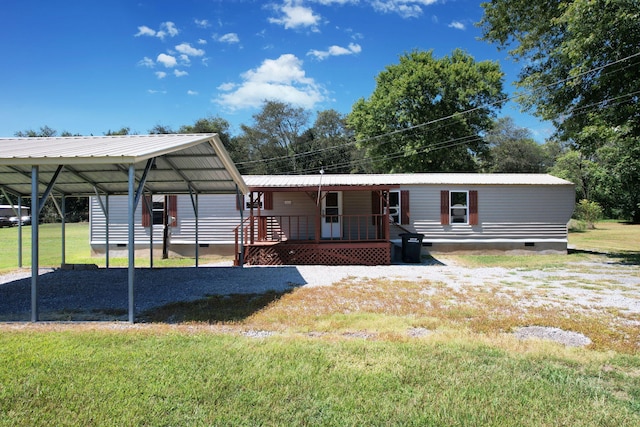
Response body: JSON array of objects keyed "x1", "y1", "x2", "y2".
[{"x1": 400, "y1": 233, "x2": 424, "y2": 263}]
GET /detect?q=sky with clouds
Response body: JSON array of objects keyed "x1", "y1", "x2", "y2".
[{"x1": 0, "y1": 0, "x2": 551, "y2": 139}]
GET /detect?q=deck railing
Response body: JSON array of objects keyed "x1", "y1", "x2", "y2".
[{"x1": 234, "y1": 214, "x2": 389, "y2": 265}]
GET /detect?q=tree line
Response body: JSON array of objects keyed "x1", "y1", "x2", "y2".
[{"x1": 5, "y1": 1, "x2": 639, "y2": 222}]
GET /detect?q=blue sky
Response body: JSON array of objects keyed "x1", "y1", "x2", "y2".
[{"x1": 0, "y1": 0, "x2": 552, "y2": 140}]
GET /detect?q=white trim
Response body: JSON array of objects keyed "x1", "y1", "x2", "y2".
[{"x1": 391, "y1": 238, "x2": 569, "y2": 244}]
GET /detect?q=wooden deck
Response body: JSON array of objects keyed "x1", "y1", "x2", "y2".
[{"x1": 242, "y1": 241, "x2": 391, "y2": 266}]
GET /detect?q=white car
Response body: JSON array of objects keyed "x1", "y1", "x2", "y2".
[{"x1": 9, "y1": 215, "x2": 32, "y2": 226}]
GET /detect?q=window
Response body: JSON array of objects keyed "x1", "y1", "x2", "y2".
[
  {"x1": 245, "y1": 193, "x2": 263, "y2": 210},
  {"x1": 142, "y1": 195, "x2": 177, "y2": 227},
  {"x1": 372, "y1": 190, "x2": 410, "y2": 225},
  {"x1": 152, "y1": 199, "x2": 165, "y2": 225},
  {"x1": 450, "y1": 191, "x2": 468, "y2": 224},
  {"x1": 387, "y1": 191, "x2": 401, "y2": 223},
  {"x1": 440, "y1": 190, "x2": 478, "y2": 226},
  {"x1": 241, "y1": 192, "x2": 273, "y2": 211}
]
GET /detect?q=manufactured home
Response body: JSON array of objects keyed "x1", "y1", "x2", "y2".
[{"x1": 90, "y1": 173, "x2": 575, "y2": 265}]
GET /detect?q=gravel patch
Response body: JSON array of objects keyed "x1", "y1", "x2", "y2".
[
  {"x1": 0, "y1": 258, "x2": 638, "y2": 327},
  {"x1": 513, "y1": 326, "x2": 592, "y2": 347}
]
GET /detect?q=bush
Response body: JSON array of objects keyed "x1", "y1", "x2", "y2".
[
  {"x1": 568, "y1": 219, "x2": 586, "y2": 232},
  {"x1": 573, "y1": 199, "x2": 603, "y2": 229}
]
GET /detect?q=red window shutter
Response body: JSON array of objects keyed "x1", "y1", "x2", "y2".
[
  {"x1": 142, "y1": 195, "x2": 152, "y2": 227},
  {"x1": 168, "y1": 195, "x2": 178, "y2": 227},
  {"x1": 371, "y1": 191, "x2": 381, "y2": 225},
  {"x1": 469, "y1": 190, "x2": 478, "y2": 225},
  {"x1": 400, "y1": 190, "x2": 410, "y2": 224},
  {"x1": 440, "y1": 190, "x2": 450, "y2": 225},
  {"x1": 264, "y1": 192, "x2": 273, "y2": 210}
]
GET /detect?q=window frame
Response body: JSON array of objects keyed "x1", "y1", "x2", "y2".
[
  {"x1": 449, "y1": 190, "x2": 469, "y2": 225},
  {"x1": 387, "y1": 190, "x2": 401, "y2": 224}
]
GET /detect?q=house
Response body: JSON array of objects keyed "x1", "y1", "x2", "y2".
[{"x1": 89, "y1": 173, "x2": 575, "y2": 265}]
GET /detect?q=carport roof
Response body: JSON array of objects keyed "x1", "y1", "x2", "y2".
[{"x1": 0, "y1": 133, "x2": 248, "y2": 196}]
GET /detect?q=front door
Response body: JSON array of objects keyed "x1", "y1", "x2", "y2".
[{"x1": 321, "y1": 191, "x2": 342, "y2": 238}]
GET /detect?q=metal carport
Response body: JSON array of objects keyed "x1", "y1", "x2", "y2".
[{"x1": 0, "y1": 134, "x2": 248, "y2": 323}]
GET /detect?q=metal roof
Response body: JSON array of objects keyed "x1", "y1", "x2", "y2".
[
  {"x1": 0, "y1": 134, "x2": 248, "y2": 196},
  {"x1": 244, "y1": 173, "x2": 574, "y2": 189}
]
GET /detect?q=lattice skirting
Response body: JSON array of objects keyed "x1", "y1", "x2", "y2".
[{"x1": 244, "y1": 243, "x2": 391, "y2": 266}]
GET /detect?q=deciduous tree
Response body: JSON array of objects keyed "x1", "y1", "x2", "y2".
[{"x1": 348, "y1": 49, "x2": 505, "y2": 173}]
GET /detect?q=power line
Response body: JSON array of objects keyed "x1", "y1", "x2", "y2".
[{"x1": 233, "y1": 50, "x2": 640, "y2": 175}]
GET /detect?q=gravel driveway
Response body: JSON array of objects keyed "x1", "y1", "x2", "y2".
[{"x1": 1, "y1": 258, "x2": 638, "y2": 326}]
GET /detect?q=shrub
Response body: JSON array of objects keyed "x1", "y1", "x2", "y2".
[
  {"x1": 568, "y1": 219, "x2": 586, "y2": 232},
  {"x1": 573, "y1": 199, "x2": 603, "y2": 229}
]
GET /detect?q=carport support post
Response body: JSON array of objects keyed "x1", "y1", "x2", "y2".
[
  {"x1": 105, "y1": 195, "x2": 110, "y2": 269},
  {"x1": 61, "y1": 195, "x2": 66, "y2": 266},
  {"x1": 18, "y1": 196, "x2": 23, "y2": 268},
  {"x1": 31, "y1": 166, "x2": 39, "y2": 322},
  {"x1": 128, "y1": 165, "x2": 135, "y2": 323}
]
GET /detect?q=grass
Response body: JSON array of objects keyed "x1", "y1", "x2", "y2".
[
  {"x1": 1, "y1": 221, "x2": 639, "y2": 425},
  {"x1": 447, "y1": 220, "x2": 640, "y2": 269},
  {"x1": 0, "y1": 329, "x2": 639, "y2": 426},
  {"x1": 0, "y1": 223, "x2": 229, "y2": 274}
]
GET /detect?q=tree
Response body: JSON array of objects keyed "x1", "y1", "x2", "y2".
[
  {"x1": 104, "y1": 127, "x2": 133, "y2": 136},
  {"x1": 148, "y1": 124, "x2": 175, "y2": 134},
  {"x1": 15, "y1": 125, "x2": 58, "y2": 137},
  {"x1": 290, "y1": 109, "x2": 356, "y2": 174},
  {"x1": 179, "y1": 116, "x2": 249, "y2": 170},
  {"x1": 479, "y1": 0, "x2": 640, "y2": 221},
  {"x1": 482, "y1": 117, "x2": 549, "y2": 173},
  {"x1": 347, "y1": 49, "x2": 506, "y2": 173},
  {"x1": 236, "y1": 101, "x2": 311, "y2": 174}
]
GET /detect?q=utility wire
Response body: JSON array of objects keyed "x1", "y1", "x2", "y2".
[{"x1": 233, "y1": 50, "x2": 640, "y2": 175}]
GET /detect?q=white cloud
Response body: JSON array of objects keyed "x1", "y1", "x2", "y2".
[
  {"x1": 214, "y1": 54, "x2": 326, "y2": 110},
  {"x1": 311, "y1": 0, "x2": 357, "y2": 4},
  {"x1": 218, "y1": 82, "x2": 236, "y2": 91},
  {"x1": 155, "y1": 71, "x2": 167, "y2": 79},
  {"x1": 194, "y1": 19, "x2": 210, "y2": 28},
  {"x1": 135, "y1": 21, "x2": 179, "y2": 40},
  {"x1": 137, "y1": 56, "x2": 155, "y2": 68},
  {"x1": 268, "y1": 2, "x2": 321, "y2": 31},
  {"x1": 370, "y1": 0, "x2": 438, "y2": 18},
  {"x1": 187, "y1": 90, "x2": 199, "y2": 95},
  {"x1": 147, "y1": 89, "x2": 167, "y2": 94},
  {"x1": 217, "y1": 33, "x2": 240, "y2": 44},
  {"x1": 307, "y1": 42, "x2": 361, "y2": 60},
  {"x1": 135, "y1": 25, "x2": 156, "y2": 37},
  {"x1": 157, "y1": 53, "x2": 177, "y2": 68},
  {"x1": 197, "y1": 38, "x2": 207, "y2": 45},
  {"x1": 448, "y1": 21, "x2": 465, "y2": 30},
  {"x1": 174, "y1": 70, "x2": 189, "y2": 77},
  {"x1": 175, "y1": 43, "x2": 205, "y2": 57}
]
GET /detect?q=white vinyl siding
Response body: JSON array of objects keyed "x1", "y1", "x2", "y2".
[
  {"x1": 407, "y1": 185, "x2": 574, "y2": 242},
  {"x1": 90, "y1": 194, "x2": 242, "y2": 245}
]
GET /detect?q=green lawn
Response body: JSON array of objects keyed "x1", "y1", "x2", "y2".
[
  {"x1": 0, "y1": 221, "x2": 639, "y2": 425},
  {"x1": 0, "y1": 330, "x2": 638, "y2": 426},
  {"x1": 0, "y1": 222, "x2": 220, "y2": 274}
]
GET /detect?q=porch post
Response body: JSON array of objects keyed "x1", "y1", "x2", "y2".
[
  {"x1": 249, "y1": 192, "x2": 255, "y2": 244},
  {"x1": 315, "y1": 193, "x2": 321, "y2": 243},
  {"x1": 383, "y1": 190, "x2": 390, "y2": 240}
]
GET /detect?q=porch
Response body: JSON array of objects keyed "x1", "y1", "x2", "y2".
[{"x1": 234, "y1": 185, "x2": 396, "y2": 266}]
